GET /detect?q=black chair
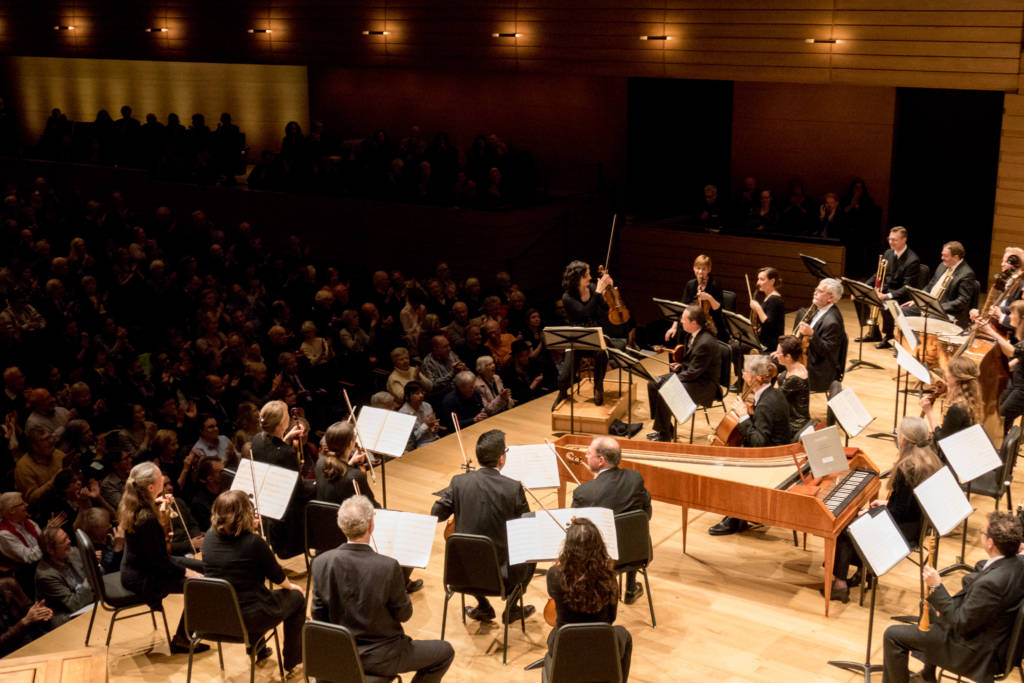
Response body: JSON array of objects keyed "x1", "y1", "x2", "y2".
[
  {"x1": 183, "y1": 577, "x2": 284, "y2": 683},
  {"x1": 74, "y1": 528, "x2": 172, "y2": 648},
  {"x1": 972, "y1": 426, "x2": 1021, "y2": 511},
  {"x1": 614, "y1": 510, "x2": 655, "y2": 627},
  {"x1": 304, "y1": 500, "x2": 347, "y2": 573},
  {"x1": 935, "y1": 597, "x2": 1024, "y2": 682},
  {"x1": 686, "y1": 340, "x2": 731, "y2": 443},
  {"x1": 440, "y1": 533, "x2": 526, "y2": 664},
  {"x1": 720, "y1": 289, "x2": 737, "y2": 313},
  {"x1": 302, "y1": 620, "x2": 400, "y2": 683},
  {"x1": 917, "y1": 264, "x2": 931, "y2": 289},
  {"x1": 542, "y1": 622, "x2": 623, "y2": 683},
  {"x1": 221, "y1": 467, "x2": 236, "y2": 492}
]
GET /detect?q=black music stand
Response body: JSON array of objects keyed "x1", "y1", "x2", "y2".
[
  {"x1": 828, "y1": 506, "x2": 911, "y2": 683},
  {"x1": 905, "y1": 287, "x2": 949, "y2": 369},
  {"x1": 721, "y1": 310, "x2": 764, "y2": 353},
  {"x1": 840, "y1": 277, "x2": 885, "y2": 372},
  {"x1": 800, "y1": 253, "x2": 836, "y2": 281},
  {"x1": 608, "y1": 348, "x2": 658, "y2": 425},
  {"x1": 652, "y1": 297, "x2": 687, "y2": 327},
  {"x1": 543, "y1": 326, "x2": 606, "y2": 435}
]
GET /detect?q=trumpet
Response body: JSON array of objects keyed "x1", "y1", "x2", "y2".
[
  {"x1": 870, "y1": 255, "x2": 888, "y2": 328},
  {"x1": 933, "y1": 265, "x2": 955, "y2": 302}
]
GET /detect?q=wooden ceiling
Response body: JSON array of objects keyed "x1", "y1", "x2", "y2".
[{"x1": 1, "y1": 1, "x2": 1022, "y2": 90}]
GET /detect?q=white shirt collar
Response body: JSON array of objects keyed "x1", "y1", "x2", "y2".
[
  {"x1": 752, "y1": 384, "x2": 770, "y2": 405},
  {"x1": 894, "y1": 246, "x2": 907, "y2": 258}
]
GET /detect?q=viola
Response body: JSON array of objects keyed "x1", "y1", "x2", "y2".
[{"x1": 597, "y1": 264, "x2": 630, "y2": 326}]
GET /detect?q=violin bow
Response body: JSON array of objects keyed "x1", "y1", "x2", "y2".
[{"x1": 343, "y1": 389, "x2": 377, "y2": 484}]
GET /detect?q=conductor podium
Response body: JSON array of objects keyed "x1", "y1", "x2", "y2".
[{"x1": 550, "y1": 376, "x2": 638, "y2": 434}]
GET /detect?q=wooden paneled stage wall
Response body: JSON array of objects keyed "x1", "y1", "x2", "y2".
[{"x1": 992, "y1": 93, "x2": 1024, "y2": 281}]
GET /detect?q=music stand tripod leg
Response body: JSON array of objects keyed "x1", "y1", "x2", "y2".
[
  {"x1": 940, "y1": 482, "x2": 974, "y2": 576},
  {"x1": 868, "y1": 364, "x2": 898, "y2": 441},
  {"x1": 828, "y1": 575, "x2": 883, "y2": 682}
]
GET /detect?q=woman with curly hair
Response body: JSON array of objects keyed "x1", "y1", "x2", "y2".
[
  {"x1": 545, "y1": 517, "x2": 632, "y2": 680},
  {"x1": 919, "y1": 355, "x2": 983, "y2": 462},
  {"x1": 555, "y1": 260, "x2": 615, "y2": 407}
]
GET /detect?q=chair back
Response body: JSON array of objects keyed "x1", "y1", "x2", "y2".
[
  {"x1": 183, "y1": 577, "x2": 249, "y2": 645},
  {"x1": 305, "y1": 500, "x2": 347, "y2": 557},
  {"x1": 74, "y1": 529, "x2": 105, "y2": 603},
  {"x1": 303, "y1": 620, "x2": 367, "y2": 683},
  {"x1": 547, "y1": 622, "x2": 623, "y2": 683},
  {"x1": 917, "y1": 264, "x2": 931, "y2": 289},
  {"x1": 716, "y1": 340, "x2": 732, "y2": 391},
  {"x1": 836, "y1": 332, "x2": 849, "y2": 382},
  {"x1": 443, "y1": 533, "x2": 505, "y2": 597},
  {"x1": 974, "y1": 426, "x2": 1021, "y2": 500},
  {"x1": 996, "y1": 597, "x2": 1024, "y2": 679},
  {"x1": 613, "y1": 510, "x2": 651, "y2": 572},
  {"x1": 720, "y1": 289, "x2": 737, "y2": 313},
  {"x1": 825, "y1": 380, "x2": 843, "y2": 427},
  {"x1": 221, "y1": 467, "x2": 236, "y2": 492}
]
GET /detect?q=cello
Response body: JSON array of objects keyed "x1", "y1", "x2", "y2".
[{"x1": 711, "y1": 363, "x2": 777, "y2": 446}]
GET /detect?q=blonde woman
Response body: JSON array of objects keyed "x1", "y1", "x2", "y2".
[
  {"x1": 919, "y1": 356, "x2": 983, "y2": 452},
  {"x1": 249, "y1": 401, "x2": 310, "y2": 559}
]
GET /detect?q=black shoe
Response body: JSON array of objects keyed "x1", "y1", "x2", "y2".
[
  {"x1": 848, "y1": 569, "x2": 863, "y2": 587},
  {"x1": 646, "y1": 431, "x2": 669, "y2": 442},
  {"x1": 624, "y1": 585, "x2": 644, "y2": 605},
  {"x1": 255, "y1": 645, "x2": 273, "y2": 662},
  {"x1": 729, "y1": 381, "x2": 742, "y2": 393},
  {"x1": 406, "y1": 579, "x2": 424, "y2": 594},
  {"x1": 170, "y1": 638, "x2": 211, "y2": 655},
  {"x1": 819, "y1": 585, "x2": 850, "y2": 603},
  {"x1": 593, "y1": 390, "x2": 604, "y2": 406},
  {"x1": 465, "y1": 605, "x2": 496, "y2": 622},
  {"x1": 855, "y1": 333, "x2": 882, "y2": 343},
  {"x1": 875, "y1": 337, "x2": 894, "y2": 349},
  {"x1": 502, "y1": 604, "x2": 536, "y2": 624},
  {"x1": 708, "y1": 517, "x2": 749, "y2": 536}
]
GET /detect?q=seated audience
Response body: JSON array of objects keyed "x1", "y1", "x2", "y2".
[
  {"x1": 34, "y1": 527, "x2": 93, "y2": 627},
  {"x1": 398, "y1": 382, "x2": 440, "y2": 450},
  {"x1": 0, "y1": 577, "x2": 52, "y2": 656},
  {"x1": 474, "y1": 356, "x2": 513, "y2": 416},
  {"x1": 387, "y1": 347, "x2": 433, "y2": 404}
]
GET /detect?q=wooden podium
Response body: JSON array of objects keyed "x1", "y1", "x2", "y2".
[
  {"x1": 0, "y1": 645, "x2": 107, "y2": 682},
  {"x1": 550, "y1": 377, "x2": 637, "y2": 434}
]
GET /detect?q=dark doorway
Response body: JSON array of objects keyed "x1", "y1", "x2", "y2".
[
  {"x1": 626, "y1": 78, "x2": 733, "y2": 218},
  {"x1": 888, "y1": 88, "x2": 1003, "y2": 282}
]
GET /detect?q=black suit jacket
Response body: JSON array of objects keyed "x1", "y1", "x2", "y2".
[
  {"x1": 571, "y1": 467, "x2": 652, "y2": 519},
  {"x1": 883, "y1": 248, "x2": 922, "y2": 303},
  {"x1": 675, "y1": 328, "x2": 721, "y2": 405},
  {"x1": 430, "y1": 467, "x2": 529, "y2": 569},
  {"x1": 310, "y1": 543, "x2": 412, "y2": 657},
  {"x1": 737, "y1": 386, "x2": 791, "y2": 447},
  {"x1": 806, "y1": 305, "x2": 845, "y2": 393},
  {"x1": 925, "y1": 260, "x2": 979, "y2": 327},
  {"x1": 924, "y1": 554, "x2": 1024, "y2": 683}
]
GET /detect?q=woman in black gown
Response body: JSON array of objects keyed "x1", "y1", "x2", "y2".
[
  {"x1": 772, "y1": 335, "x2": 811, "y2": 439},
  {"x1": 555, "y1": 260, "x2": 616, "y2": 407},
  {"x1": 545, "y1": 518, "x2": 632, "y2": 680},
  {"x1": 314, "y1": 421, "x2": 378, "y2": 508}
]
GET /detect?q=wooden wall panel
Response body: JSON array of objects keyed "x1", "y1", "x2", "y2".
[
  {"x1": 990, "y1": 92, "x2": 1024, "y2": 281},
  {"x1": 0, "y1": 1, "x2": 1021, "y2": 91}
]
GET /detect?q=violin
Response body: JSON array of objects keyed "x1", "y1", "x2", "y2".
[
  {"x1": 921, "y1": 378, "x2": 947, "y2": 418},
  {"x1": 156, "y1": 495, "x2": 174, "y2": 553},
  {"x1": 597, "y1": 214, "x2": 631, "y2": 326}
]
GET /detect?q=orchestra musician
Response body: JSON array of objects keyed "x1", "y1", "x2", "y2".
[
  {"x1": 882, "y1": 511, "x2": 1024, "y2": 683},
  {"x1": 315, "y1": 421, "x2": 422, "y2": 593},
  {"x1": 919, "y1": 356, "x2": 983, "y2": 462},
  {"x1": 797, "y1": 278, "x2": 846, "y2": 392},
  {"x1": 730, "y1": 266, "x2": 785, "y2": 387},
  {"x1": 978, "y1": 300, "x2": 1024, "y2": 435},
  {"x1": 902, "y1": 241, "x2": 979, "y2": 328},
  {"x1": 201, "y1": 490, "x2": 305, "y2": 676},
  {"x1": 312, "y1": 495, "x2": 455, "y2": 683},
  {"x1": 554, "y1": 260, "x2": 624, "y2": 408},
  {"x1": 772, "y1": 335, "x2": 812, "y2": 439},
  {"x1": 570, "y1": 437, "x2": 652, "y2": 605},
  {"x1": 708, "y1": 354, "x2": 790, "y2": 536},
  {"x1": 646, "y1": 305, "x2": 721, "y2": 442},
  {"x1": 970, "y1": 246, "x2": 1024, "y2": 332},
  {"x1": 827, "y1": 417, "x2": 940, "y2": 603},
  {"x1": 545, "y1": 518, "x2": 633, "y2": 681},
  {"x1": 117, "y1": 461, "x2": 208, "y2": 655},
  {"x1": 665, "y1": 254, "x2": 729, "y2": 345},
  {"x1": 856, "y1": 226, "x2": 921, "y2": 348},
  {"x1": 430, "y1": 429, "x2": 535, "y2": 624},
  {"x1": 249, "y1": 400, "x2": 313, "y2": 560}
]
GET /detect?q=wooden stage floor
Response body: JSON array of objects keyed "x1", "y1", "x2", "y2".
[{"x1": 7, "y1": 299, "x2": 1018, "y2": 682}]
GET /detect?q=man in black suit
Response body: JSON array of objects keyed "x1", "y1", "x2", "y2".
[
  {"x1": 882, "y1": 511, "x2": 1024, "y2": 683},
  {"x1": 431, "y1": 429, "x2": 535, "y2": 623},
  {"x1": 571, "y1": 436, "x2": 652, "y2": 604},
  {"x1": 708, "y1": 354, "x2": 792, "y2": 536},
  {"x1": 903, "y1": 240, "x2": 978, "y2": 329},
  {"x1": 647, "y1": 305, "x2": 722, "y2": 442},
  {"x1": 857, "y1": 226, "x2": 922, "y2": 348},
  {"x1": 312, "y1": 495, "x2": 454, "y2": 683},
  {"x1": 797, "y1": 278, "x2": 846, "y2": 393}
]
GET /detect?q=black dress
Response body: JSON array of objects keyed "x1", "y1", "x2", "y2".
[
  {"x1": 201, "y1": 529, "x2": 305, "y2": 670},
  {"x1": 758, "y1": 295, "x2": 785, "y2": 349},
  {"x1": 120, "y1": 513, "x2": 185, "y2": 608},
  {"x1": 314, "y1": 456, "x2": 380, "y2": 509},
  {"x1": 250, "y1": 432, "x2": 314, "y2": 559},
  {"x1": 777, "y1": 371, "x2": 811, "y2": 438}
]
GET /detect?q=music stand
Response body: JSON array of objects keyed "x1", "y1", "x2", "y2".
[
  {"x1": 800, "y1": 253, "x2": 836, "y2": 281},
  {"x1": 905, "y1": 286, "x2": 950, "y2": 369},
  {"x1": 608, "y1": 348, "x2": 658, "y2": 424},
  {"x1": 840, "y1": 277, "x2": 885, "y2": 372},
  {"x1": 543, "y1": 326, "x2": 606, "y2": 435},
  {"x1": 721, "y1": 310, "x2": 764, "y2": 353},
  {"x1": 828, "y1": 506, "x2": 911, "y2": 683}
]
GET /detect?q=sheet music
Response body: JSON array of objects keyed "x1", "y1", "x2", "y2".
[
  {"x1": 658, "y1": 374, "x2": 697, "y2": 424},
  {"x1": 501, "y1": 444, "x2": 561, "y2": 489},
  {"x1": 937, "y1": 424, "x2": 1002, "y2": 484},
  {"x1": 505, "y1": 506, "x2": 618, "y2": 564},
  {"x1": 230, "y1": 458, "x2": 299, "y2": 520},
  {"x1": 800, "y1": 425, "x2": 849, "y2": 479},
  {"x1": 369, "y1": 509, "x2": 438, "y2": 568},
  {"x1": 913, "y1": 466, "x2": 974, "y2": 536},
  {"x1": 356, "y1": 406, "x2": 416, "y2": 458},
  {"x1": 847, "y1": 508, "x2": 912, "y2": 577},
  {"x1": 894, "y1": 343, "x2": 931, "y2": 384},
  {"x1": 891, "y1": 302, "x2": 918, "y2": 350},
  {"x1": 826, "y1": 387, "x2": 875, "y2": 437}
]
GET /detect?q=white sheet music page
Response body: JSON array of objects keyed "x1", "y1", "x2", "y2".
[
  {"x1": 847, "y1": 509, "x2": 912, "y2": 577},
  {"x1": 800, "y1": 425, "x2": 849, "y2": 479},
  {"x1": 501, "y1": 445, "x2": 561, "y2": 489},
  {"x1": 230, "y1": 459, "x2": 298, "y2": 520},
  {"x1": 937, "y1": 424, "x2": 1002, "y2": 484},
  {"x1": 892, "y1": 304, "x2": 918, "y2": 350},
  {"x1": 658, "y1": 374, "x2": 697, "y2": 424},
  {"x1": 913, "y1": 466, "x2": 973, "y2": 536},
  {"x1": 357, "y1": 406, "x2": 415, "y2": 458},
  {"x1": 549, "y1": 507, "x2": 618, "y2": 560},
  {"x1": 826, "y1": 387, "x2": 875, "y2": 437},
  {"x1": 894, "y1": 343, "x2": 932, "y2": 384},
  {"x1": 370, "y1": 509, "x2": 438, "y2": 568},
  {"x1": 230, "y1": 457, "x2": 260, "y2": 498},
  {"x1": 506, "y1": 516, "x2": 565, "y2": 565}
]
